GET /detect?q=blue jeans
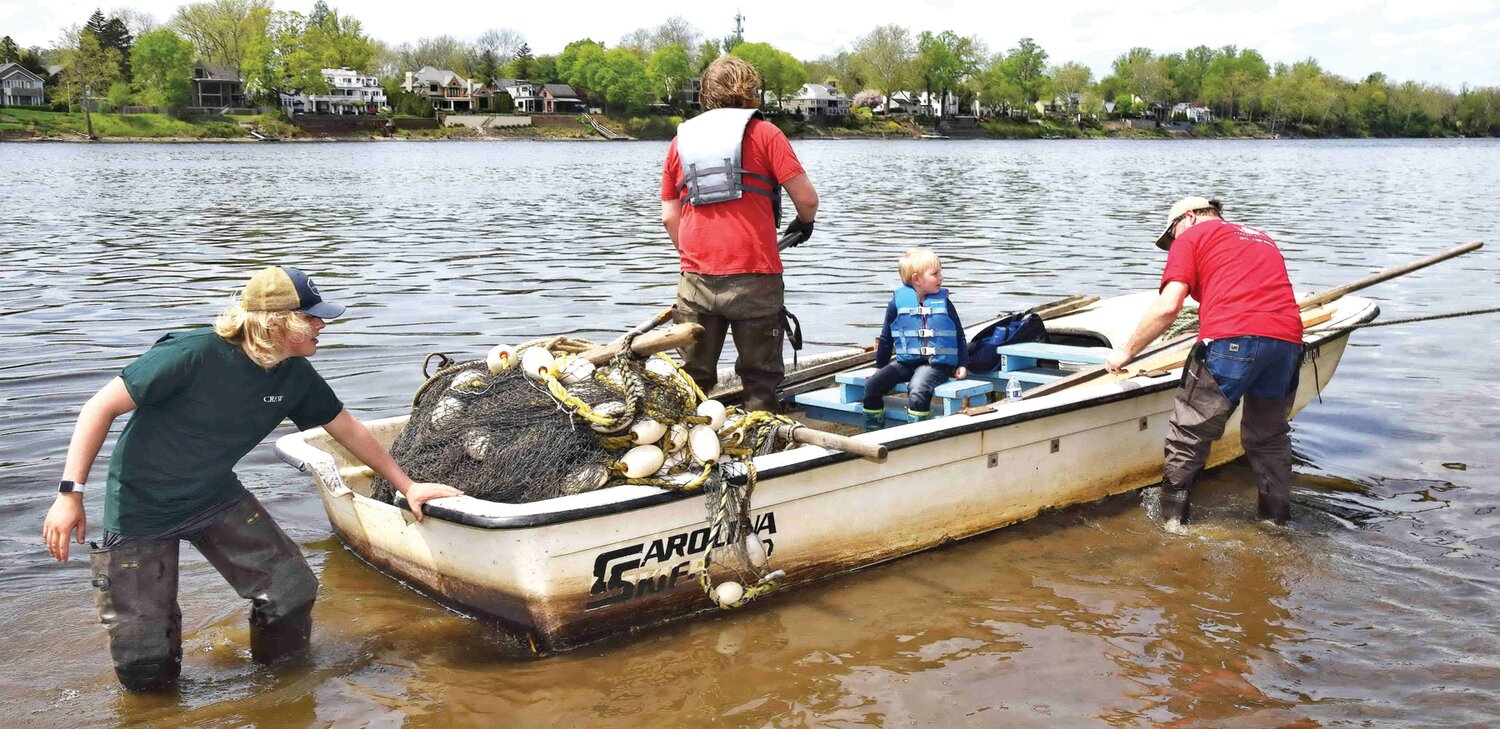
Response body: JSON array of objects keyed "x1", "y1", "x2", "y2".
[
  {"x1": 1202, "y1": 336, "x2": 1302, "y2": 403},
  {"x1": 863, "y1": 359, "x2": 954, "y2": 414}
]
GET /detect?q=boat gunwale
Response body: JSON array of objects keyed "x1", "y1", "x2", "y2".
[{"x1": 274, "y1": 298, "x2": 1377, "y2": 531}]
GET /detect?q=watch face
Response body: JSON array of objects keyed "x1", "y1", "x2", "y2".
[{"x1": 58, "y1": 480, "x2": 76, "y2": 493}]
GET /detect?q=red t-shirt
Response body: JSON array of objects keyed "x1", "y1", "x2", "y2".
[
  {"x1": 1161, "y1": 219, "x2": 1303, "y2": 344},
  {"x1": 660, "y1": 118, "x2": 806, "y2": 275}
]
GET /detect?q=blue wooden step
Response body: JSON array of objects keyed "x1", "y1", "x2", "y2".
[
  {"x1": 833, "y1": 367, "x2": 994, "y2": 414},
  {"x1": 793, "y1": 388, "x2": 927, "y2": 427},
  {"x1": 968, "y1": 366, "x2": 1069, "y2": 386},
  {"x1": 994, "y1": 342, "x2": 1113, "y2": 371}
]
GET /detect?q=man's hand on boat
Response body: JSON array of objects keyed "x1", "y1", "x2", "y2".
[
  {"x1": 323, "y1": 409, "x2": 463, "y2": 520},
  {"x1": 1105, "y1": 351, "x2": 1132, "y2": 374}
]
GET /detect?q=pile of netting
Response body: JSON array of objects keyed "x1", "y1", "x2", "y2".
[{"x1": 371, "y1": 329, "x2": 793, "y2": 608}]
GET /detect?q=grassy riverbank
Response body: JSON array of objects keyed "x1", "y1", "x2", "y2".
[{"x1": 0, "y1": 108, "x2": 270, "y2": 139}]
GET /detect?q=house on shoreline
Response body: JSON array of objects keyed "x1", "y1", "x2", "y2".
[
  {"x1": 189, "y1": 61, "x2": 250, "y2": 111},
  {"x1": 788, "y1": 83, "x2": 851, "y2": 117},
  {"x1": 403, "y1": 66, "x2": 478, "y2": 112},
  {"x1": 281, "y1": 68, "x2": 386, "y2": 115},
  {"x1": 0, "y1": 63, "x2": 45, "y2": 107}
]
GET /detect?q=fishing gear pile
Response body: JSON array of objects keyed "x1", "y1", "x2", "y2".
[{"x1": 372, "y1": 330, "x2": 792, "y2": 608}]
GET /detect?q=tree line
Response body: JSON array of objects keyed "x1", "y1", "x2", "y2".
[{"x1": 5, "y1": 2, "x2": 1499, "y2": 136}]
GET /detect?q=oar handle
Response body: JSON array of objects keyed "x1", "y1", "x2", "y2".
[
  {"x1": 580, "y1": 323, "x2": 703, "y2": 365},
  {"x1": 788, "y1": 426, "x2": 888, "y2": 463},
  {"x1": 778, "y1": 231, "x2": 805, "y2": 251}
]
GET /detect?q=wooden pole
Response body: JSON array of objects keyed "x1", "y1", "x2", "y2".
[
  {"x1": 787, "y1": 425, "x2": 888, "y2": 463},
  {"x1": 580, "y1": 323, "x2": 702, "y2": 366}
]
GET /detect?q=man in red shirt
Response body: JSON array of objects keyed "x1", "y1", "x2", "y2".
[
  {"x1": 1106, "y1": 197, "x2": 1305, "y2": 529},
  {"x1": 661, "y1": 56, "x2": 819, "y2": 412}
]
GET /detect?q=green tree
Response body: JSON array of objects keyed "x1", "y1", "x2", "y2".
[
  {"x1": 695, "y1": 39, "x2": 720, "y2": 73},
  {"x1": 55, "y1": 25, "x2": 122, "y2": 139},
  {"x1": 170, "y1": 0, "x2": 271, "y2": 71},
  {"x1": 131, "y1": 28, "x2": 196, "y2": 108},
  {"x1": 1202, "y1": 45, "x2": 1269, "y2": 120},
  {"x1": 1170, "y1": 45, "x2": 1216, "y2": 101},
  {"x1": 647, "y1": 43, "x2": 693, "y2": 106},
  {"x1": 731, "y1": 42, "x2": 806, "y2": 106},
  {"x1": 995, "y1": 37, "x2": 1049, "y2": 105},
  {"x1": 1045, "y1": 61, "x2": 1093, "y2": 107},
  {"x1": 849, "y1": 24, "x2": 914, "y2": 113},
  {"x1": 978, "y1": 54, "x2": 1025, "y2": 114},
  {"x1": 557, "y1": 38, "x2": 604, "y2": 88},
  {"x1": 241, "y1": 11, "x2": 323, "y2": 103},
  {"x1": 915, "y1": 31, "x2": 980, "y2": 115},
  {"x1": 105, "y1": 80, "x2": 132, "y2": 110},
  {"x1": 0, "y1": 36, "x2": 19, "y2": 63},
  {"x1": 503, "y1": 43, "x2": 535, "y2": 79},
  {"x1": 722, "y1": 11, "x2": 744, "y2": 52}
]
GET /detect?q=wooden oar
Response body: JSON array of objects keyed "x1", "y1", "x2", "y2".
[
  {"x1": 1023, "y1": 240, "x2": 1485, "y2": 399},
  {"x1": 786, "y1": 425, "x2": 888, "y2": 462}
]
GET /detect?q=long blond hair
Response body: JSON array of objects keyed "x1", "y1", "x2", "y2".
[{"x1": 213, "y1": 298, "x2": 315, "y2": 369}]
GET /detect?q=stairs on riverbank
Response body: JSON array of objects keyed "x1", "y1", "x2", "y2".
[{"x1": 581, "y1": 113, "x2": 634, "y2": 140}]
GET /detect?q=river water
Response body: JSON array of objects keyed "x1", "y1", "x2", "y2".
[{"x1": 2, "y1": 138, "x2": 1497, "y2": 727}]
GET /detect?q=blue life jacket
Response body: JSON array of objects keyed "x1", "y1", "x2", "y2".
[{"x1": 892, "y1": 286, "x2": 960, "y2": 366}]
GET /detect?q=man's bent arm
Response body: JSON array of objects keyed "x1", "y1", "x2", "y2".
[
  {"x1": 783, "y1": 173, "x2": 818, "y2": 222},
  {"x1": 1106, "y1": 282, "x2": 1191, "y2": 373}
]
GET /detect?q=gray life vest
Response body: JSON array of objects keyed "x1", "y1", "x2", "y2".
[{"x1": 675, "y1": 108, "x2": 782, "y2": 225}]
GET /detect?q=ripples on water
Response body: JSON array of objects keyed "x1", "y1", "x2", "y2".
[{"x1": 2, "y1": 139, "x2": 1497, "y2": 726}]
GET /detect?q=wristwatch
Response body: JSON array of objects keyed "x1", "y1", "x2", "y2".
[{"x1": 58, "y1": 480, "x2": 85, "y2": 494}]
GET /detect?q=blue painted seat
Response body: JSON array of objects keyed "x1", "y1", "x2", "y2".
[
  {"x1": 993, "y1": 343, "x2": 1113, "y2": 371},
  {"x1": 792, "y1": 367, "x2": 996, "y2": 424}
]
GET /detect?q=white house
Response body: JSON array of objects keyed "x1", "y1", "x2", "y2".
[
  {"x1": 787, "y1": 83, "x2": 850, "y2": 117},
  {"x1": 0, "y1": 63, "x2": 45, "y2": 106},
  {"x1": 281, "y1": 68, "x2": 386, "y2": 115},
  {"x1": 1171, "y1": 102, "x2": 1213, "y2": 124},
  {"x1": 493, "y1": 77, "x2": 542, "y2": 112}
]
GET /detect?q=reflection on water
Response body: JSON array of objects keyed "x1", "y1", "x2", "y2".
[{"x1": 2, "y1": 139, "x2": 1498, "y2": 726}]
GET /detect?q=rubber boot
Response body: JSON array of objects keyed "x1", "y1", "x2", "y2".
[
  {"x1": 1159, "y1": 487, "x2": 1192, "y2": 532},
  {"x1": 906, "y1": 408, "x2": 931, "y2": 424},
  {"x1": 863, "y1": 408, "x2": 886, "y2": 432},
  {"x1": 91, "y1": 540, "x2": 183, "y2": 691},
  {"x1": 191, "y1": 494, "x2": 319, "y2": 665}
]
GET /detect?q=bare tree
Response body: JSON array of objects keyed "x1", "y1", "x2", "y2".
[
  {"x1": 475, "y1": 28, "x2": 524, "y2": 60},
  {"x1": 108, "y1": 7, "x2": 159, "y2": 36},
  {"x1": 170, "y1": 0, "x2": 270, "y2": 71}
]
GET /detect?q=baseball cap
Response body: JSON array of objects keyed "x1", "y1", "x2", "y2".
[
  {"x1": 1155, "y1": 196, "x2": 1221, "y2": 251},
  {"x1": 242, "y1": 266, "x2": 346, "y2": 319}
]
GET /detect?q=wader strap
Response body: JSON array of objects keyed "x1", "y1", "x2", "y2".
[
  {"x1": 780, "y1": 306, "x2": 802, "y2": 367},
  {"x1": 1179, "y1": 340, "x2": 1207, "y2": 389}
]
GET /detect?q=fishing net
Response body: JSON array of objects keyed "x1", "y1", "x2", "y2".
[{"x1": 371, "y1": 329, "x2": 795, "y2": 608}]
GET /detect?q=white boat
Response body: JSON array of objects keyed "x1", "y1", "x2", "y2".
[{"x1": 274, "y1": 292, "x2": 1378, "y2": 656}]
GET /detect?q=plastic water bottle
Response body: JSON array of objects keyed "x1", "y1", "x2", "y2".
[{"x1": 1005, "y1": 376, "x2": 1023, "y2": 401}]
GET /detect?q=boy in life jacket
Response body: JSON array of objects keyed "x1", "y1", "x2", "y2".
[{"x1": 863, "y1": 247, "x2": 969, "y2": 431}]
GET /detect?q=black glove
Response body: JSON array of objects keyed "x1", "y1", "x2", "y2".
[{"x1": 781, "y1": 218, "x2": 815, "y2": 247}]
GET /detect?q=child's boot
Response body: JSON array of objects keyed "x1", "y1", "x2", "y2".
[
  {"x1": 906, "y1": 408, "x2": 931, "y2": 423},
  {"x1": 863, "y1": 407, "x2": 886, "y2": 432}
]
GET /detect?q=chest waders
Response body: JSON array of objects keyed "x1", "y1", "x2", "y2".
[
  {"x1": 670, "y1": 109, "x2": 793, "y2": 412},
  {"x1": 89, "y1": 493, "x2": 319, "y2": 690}
]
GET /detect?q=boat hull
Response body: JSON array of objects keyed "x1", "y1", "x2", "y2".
[{"x1": 275, "y1": 295, "x2": 1373, "y2": 656}]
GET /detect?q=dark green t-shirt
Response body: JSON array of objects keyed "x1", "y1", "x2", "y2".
[{"x1": 104, "y1": 328, "x2": 343, "y2": 535}]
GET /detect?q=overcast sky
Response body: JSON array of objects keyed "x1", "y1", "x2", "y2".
[{"x1": 5, "y1": 0, "x2": 1497, "y2": 89}]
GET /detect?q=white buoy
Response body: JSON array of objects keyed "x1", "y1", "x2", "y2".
[
  {"x1": 462, "y1": 431, "x2": 490, "y2": 460},
  {"x1": 666, "y1": 423, "x2": 689, "y2": 452},
  {"x1": 629, "y1": 418, "x2": 667, "y2": 445},
  {"x1": 697, "y1": 400, "x2": 727, "y2": 430},
  {"x1": 554, "y1": 356, "x2": 596, "y2": 385},
  {"x1": 485, "y1": 344, "x2": 515, "y2": 374},
  {"x1": 689, "y1": 424, "x2": 720, "y2": 464},
  {"x1": 429, "y1": 396, "x2": 463, "y2": 428},
  {"x1": 713, "y1": 581, "x2": 745, "y2": 606},
  {"x1": 520, "y1": 347, "x2": 555, "y2": 381},
  {"x1": 619, "y1": 445, "x2": 665, "y2": 479},
  {"x1": 744, "y1": 534, "x2": 768, "y2": 568},
  {"x1": 718, "y1": 411, "x2": 745, "y2": 435},
  {"x1": 449, "y1": 369, "x2": 487, "y2": 393},
  {"x1": 589, "y1": 401, "x2": 633, "y2": 433}
]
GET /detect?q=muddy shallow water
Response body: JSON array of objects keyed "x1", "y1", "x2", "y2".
[{"x1": 2, "y1": 139, "x2": 1497, "y2": 727}]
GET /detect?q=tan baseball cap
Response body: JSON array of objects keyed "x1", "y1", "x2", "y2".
[
  {"x1": 1155, "y1": 196, "x2": 1221, "y2": 251},
  {"x1": 243, "y1": 266, "x2": 346, "y2": 318}
]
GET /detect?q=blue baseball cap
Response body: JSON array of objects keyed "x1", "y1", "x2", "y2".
[{"x1": 243, "y1": 266, "x2": 347, "y2": 319}]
